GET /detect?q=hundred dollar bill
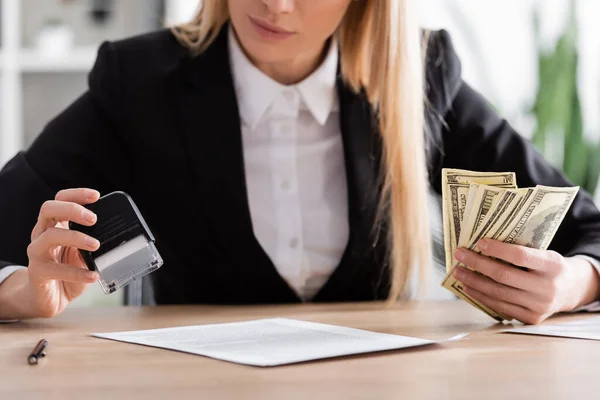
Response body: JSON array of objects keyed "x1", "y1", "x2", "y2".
[
  {"x1": 442, "y1": 185, "x2": 579, "y2": 321},
  {"x1": 441, "y1": 169, "x2": 517, "y2": 273},
  {"x1": 443, "y1": 188, "x2": 527, "y2": 321},
  {"x1": 498, "y1": 185, "x2": 579, "y2": 250},
  {"x1": 458, "y1": 184, "x2": 507, "y2": 248},
  {"x1": 467, "y1": 188, "x2": 533, "y2": 251}
]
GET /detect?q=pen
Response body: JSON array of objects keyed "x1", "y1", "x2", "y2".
[{"x1": 28, "y1": 339, "x2": 48, "y2": 365}]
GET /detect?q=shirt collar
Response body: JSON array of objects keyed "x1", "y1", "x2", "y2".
[{"x1": 228, "y1": 26, "x2": 339, "y2": 130}]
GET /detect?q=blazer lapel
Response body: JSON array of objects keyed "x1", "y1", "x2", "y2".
[
  {"x1": 171, "y1": 26, "x2": 299, "y2": 302},
  {"x1": 315, "y1": 67, "x2": 441, "y2": 301}
]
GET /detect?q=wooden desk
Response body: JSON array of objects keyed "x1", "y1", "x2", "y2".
[{"x1": 2, "y1": 301, "x2": 599, "y2": 399}]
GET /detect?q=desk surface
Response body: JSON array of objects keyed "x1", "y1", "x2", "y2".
[{"x1": 2, "y1": 301, "x2": 599, "y2": 400}]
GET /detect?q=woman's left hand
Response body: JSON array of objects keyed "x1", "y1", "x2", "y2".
[{"x1": 453, "y1": 239, "x2": 600, "y2": 324}]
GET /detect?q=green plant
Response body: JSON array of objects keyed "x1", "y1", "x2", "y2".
[{"x1": 530, "y1": 0, "x2": 600, "y2": 195}]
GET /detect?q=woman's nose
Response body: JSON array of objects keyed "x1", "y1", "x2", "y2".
[{"x1": 262, "y1": 0, "x2": 295, "y2": 15}]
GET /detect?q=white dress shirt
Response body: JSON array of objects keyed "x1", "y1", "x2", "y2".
[
  {"x1": 1, "y1": 27, "x2": 600, "y2": 311},
  {"x1": 229, "y1": 27, "x2": 348, "y2": 300}
]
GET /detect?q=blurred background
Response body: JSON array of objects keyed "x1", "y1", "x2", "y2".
[{"x1": 0, "y1": 0, "x2": 598, "y2": 307}]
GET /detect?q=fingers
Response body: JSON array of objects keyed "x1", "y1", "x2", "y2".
[
  {"x1": 31, "y1": 189, "x2": 100, "y2": 241},
  {"x1": 462, "y1": 286, "x2": 548, "y2": 325},
  {"x1": 38, "y1": 199, "x2": 98, "y2": 229},
  {"x1": 477, "y1": 239, "x2": 562, "y2": 273},
  {"x1": 28, "y1": 228, "x2": 100, "y2": 260},
  {"x1": 455, "y1": 248, "x2": 548, "y2": 294},
  {"x1": 55, "y1": 188, "x2": 100, "y2": 204},
  {"x1": 29, "y1": 261, "x2": 98, "y2": 284},
  {"x1": 453, "y1": 266, "x2": 546, "y2": 313}
]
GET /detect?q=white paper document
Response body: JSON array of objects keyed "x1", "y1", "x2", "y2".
[
  {"x1": 504, "y1": 316, "x2": 600, "y2": 341},
  {"x1": 92, "y1": 318, "x2": 466, "y2": 367}
]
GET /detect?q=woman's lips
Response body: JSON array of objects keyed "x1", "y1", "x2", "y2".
[{"x1": 249, "y1": 17, "x2": 296, "y2": 40}]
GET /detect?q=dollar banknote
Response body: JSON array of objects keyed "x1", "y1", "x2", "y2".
[
  {"x1": 458, "y1": 184, "x2": 508, "y2": 247},
  {"x1": 498, "y1": 185, "x2": 578, "y2": 250},
  {"x1": 441, "y1": 175, "x2": 579, "y2": 321},
  {"x1": 462, "y1": 188, "x2": 533, "y2": 252},
  {"x1": 445, "y1": 188, "x2": 527, "y2": 321},
  {"x1": 441, "y1": 169, "x2": 517, "y2": 274}
]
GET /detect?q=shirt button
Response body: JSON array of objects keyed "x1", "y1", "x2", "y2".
[
  {"x1": 281, "y1": 180, "x2": 291, "y2": 190},
  {"x1": 290, "y1": 238, "x2": 299, "y2": 249}
]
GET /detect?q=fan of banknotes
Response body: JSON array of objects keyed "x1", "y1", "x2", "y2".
[{"x1": 440, "y1": 168, "x2": 579, "y2": 321}]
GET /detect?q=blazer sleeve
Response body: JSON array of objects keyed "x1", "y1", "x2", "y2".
[
  {"x1": 0, "y1": 41, "x2": 130, "y2": 269},
  {"x1": 430, "y1": 30, "x2": 600, "y2": 261}
]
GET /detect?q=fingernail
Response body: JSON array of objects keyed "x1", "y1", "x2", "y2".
[
  {"x1": 86, "y1": 236, "x2": 100, "y2": 249},
  {"x1": 84, "y1": 189, "x2": 97, "y2": 199},
  {"x1": 83, "y1": 210, "x2": 96, "y2": 223},
  {"x1": 86, "y1": 271, "x2": 98, "y2": 280},
  {"x1": 478, "y1": 239, "x2": 488, "y2": 251},
  {"x1": 455, "y1": 248, "x2": 466, "y2": 262}
]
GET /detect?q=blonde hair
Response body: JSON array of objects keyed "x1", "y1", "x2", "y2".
[{"x1": 172, "y1": 1, "x2": 431, "y2": 301}]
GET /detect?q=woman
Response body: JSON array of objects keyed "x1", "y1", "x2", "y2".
[{"x1": 1, "y1": 0, "x2": 599, "y2": 324}]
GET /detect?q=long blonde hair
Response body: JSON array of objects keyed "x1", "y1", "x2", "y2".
[{"x1": 172, "y1": 0, "x2": 431, "y2": 301}]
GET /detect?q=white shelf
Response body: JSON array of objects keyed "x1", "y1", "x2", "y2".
[{"x1": 0, "y1": 48, "x2": 97, "y2": 72}]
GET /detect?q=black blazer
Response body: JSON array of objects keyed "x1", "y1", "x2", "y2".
[{"x1": 1, "y1": 26, "x2": 600, "y2": 305}]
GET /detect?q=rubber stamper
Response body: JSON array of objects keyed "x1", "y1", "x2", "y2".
[{"x1": 70, "y1": 191, "x2": 163, "y2": 294}]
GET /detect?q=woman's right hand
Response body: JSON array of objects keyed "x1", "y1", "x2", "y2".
[{"x1": 26, "y1": 188, "x2": 102, "y2": 318}]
